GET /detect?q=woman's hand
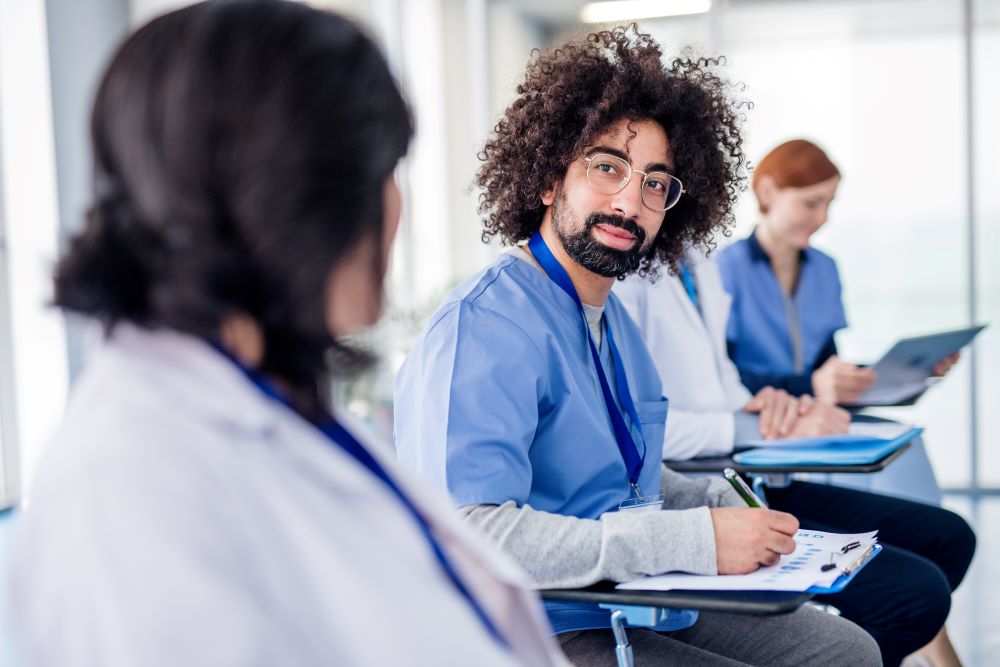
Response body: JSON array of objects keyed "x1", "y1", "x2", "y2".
[
  {"x1": 811, "y1": 355, "x2": 876, "y2": 404},
  {"x1": 744, "y1": 386, "x2": 800, "y2": 439},
  {"x1": 786, "y1": 395, "x2": 851, "y2": 437},
  {"x1": 932, "y1": 352, "x2": 960, "y2": 377}
]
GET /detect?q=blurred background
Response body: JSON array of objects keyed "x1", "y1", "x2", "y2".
[
  {"x1": 0, "y1": 0, "x2": 997, "y2": 660},
  {"x1": 6, "y1": 0, "x2": 995, "y2": 497}
]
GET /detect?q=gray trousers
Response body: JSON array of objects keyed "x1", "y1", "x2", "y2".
[{"x1": 558, "y1": 605, "x2": 882, "y2": 666}]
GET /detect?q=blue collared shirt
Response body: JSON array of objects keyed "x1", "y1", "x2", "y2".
[
  {"x1": 393, "y1": 253, "x2": 675, "y2": 633},
  {"x1": 714, "y1": 230, "x2": 847, "y2": 395}
]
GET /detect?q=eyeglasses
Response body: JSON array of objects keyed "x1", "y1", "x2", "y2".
[{"x1": 583, "y1": 153, "x2": 685, "y2": 212}]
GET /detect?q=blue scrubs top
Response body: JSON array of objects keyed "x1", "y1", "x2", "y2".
[
  {"x1": 714, "y1": 230, "x2": 847, "y2": 396},
  {"x1": 394, "y1": 254, "x2": 675, "y2": 633}
]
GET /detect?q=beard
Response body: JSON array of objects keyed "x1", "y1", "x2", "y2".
[{"x1": 551, "y1": 192, "x2": 649, "y2": 279}]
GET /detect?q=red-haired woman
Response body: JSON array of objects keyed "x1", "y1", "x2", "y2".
[
  {"x1": 716, "y1": 139, "x2": 965, "y2": 667},
  {"x1": 716, "y1": 139, "x2": 957, "y2": 404}
]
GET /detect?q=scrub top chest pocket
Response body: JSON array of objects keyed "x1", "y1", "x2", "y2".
[
  {"x1": 618, "y1": 397, "x2": 669, "y2": 513},
  {"x1": 633, "y1": 397, "x2": 669, "y2": 456}
]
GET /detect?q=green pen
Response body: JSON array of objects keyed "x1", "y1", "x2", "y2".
[{"x1": 723, "y1": 468, "x2": 766, "y2": 508}]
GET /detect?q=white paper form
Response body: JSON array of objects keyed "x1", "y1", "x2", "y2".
[{"x1": 617, "y1": 530, "x2": 878, "y2": 592}]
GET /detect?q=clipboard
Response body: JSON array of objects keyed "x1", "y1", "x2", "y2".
[{"x1": 806, "y1": 543, "x2": 881, "y2": 594}]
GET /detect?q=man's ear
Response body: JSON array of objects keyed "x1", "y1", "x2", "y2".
[{"x1": 540, "y1": 184, "x2": 555, "y2": 207}]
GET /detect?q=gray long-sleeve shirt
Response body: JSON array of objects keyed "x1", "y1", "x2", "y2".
[{"x1": 461, "y1": 465, "x2": 744, "y2": 589}]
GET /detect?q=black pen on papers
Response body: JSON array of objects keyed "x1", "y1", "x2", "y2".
[
  {"x1": 723, "y1": 468, "x2": 766, "y2": 508},
  {"x1": 840, "y1": 541, "x2": 862, "y2": 554}
]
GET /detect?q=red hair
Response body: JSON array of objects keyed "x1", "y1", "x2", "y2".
[{"x1": 753, "y1": 139, "x2": 840, "y2": 212}]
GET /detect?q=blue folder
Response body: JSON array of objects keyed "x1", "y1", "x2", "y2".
[{"x1": 732, "y1": 428, "x2": 922, "y2": 467}]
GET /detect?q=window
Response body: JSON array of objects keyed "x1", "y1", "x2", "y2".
[
  {"x1": 0, "y1": 0, "x2": 70, "y2": 502},
  {"x1": 680, "y1": 0, "x2": 973, "y2": 487}
]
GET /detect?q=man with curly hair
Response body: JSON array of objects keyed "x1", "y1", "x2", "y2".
[{"x1": 394, "y1": 27, "x2": 892, "y2": 664}]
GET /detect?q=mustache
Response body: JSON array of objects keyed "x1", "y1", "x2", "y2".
[{"x1": 585, "y1": 213, "x2": 646, "y2": 247}]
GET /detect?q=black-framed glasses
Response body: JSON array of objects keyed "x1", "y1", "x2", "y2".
[{"x1": 583, "y1": 153, "x2": 685, "y2": 212}]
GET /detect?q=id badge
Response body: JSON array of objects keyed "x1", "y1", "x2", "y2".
[{"x1": 619, "y1": 493, "x2": 664, "y2": 514}]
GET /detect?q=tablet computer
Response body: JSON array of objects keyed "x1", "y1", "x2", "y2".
[{"x1": 846, "y1": 324, "x2": 987, "y2": 407}]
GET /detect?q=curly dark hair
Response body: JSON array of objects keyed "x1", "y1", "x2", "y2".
[{"x1": 476, "y1": 25, "x2": 748, "y2": 276}]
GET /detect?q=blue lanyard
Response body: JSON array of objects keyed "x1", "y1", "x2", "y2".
[
  {"x1": 210, "y1": 343, "x2": 509, "y2": 651},
  {"x1": 527, "y1": 232, "x2": 647, "y2": 496},
  {"x1": 679, "y1": 262, "x2": 699, "y2": 311}
]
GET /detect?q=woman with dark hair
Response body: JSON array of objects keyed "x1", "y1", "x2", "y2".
[{"x1": 7, "y1": 3, "x2": 565, "y2": 665}]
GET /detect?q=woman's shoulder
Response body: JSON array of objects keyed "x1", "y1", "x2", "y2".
[
  {"x1": 30, "y1": 328, "x2": 286, "y2": 504},
  {"x1": 716, "y1": 234, "x2": 751, "y2": 253},
  {"x1": 713, "y1": 236, "x2": 752, "y2": 267},
  {"x1": 804, "y1": 245, "x2": 841, "y2": 279}
]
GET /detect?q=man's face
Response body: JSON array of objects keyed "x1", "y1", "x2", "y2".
[{"x1": 541, "y1": 118, "x2": 670, "y2": 278}]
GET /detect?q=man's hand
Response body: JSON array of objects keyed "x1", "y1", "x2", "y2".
[
  {"x1": 811, "y1": 355, "x2": 876, "y2": 403},
  {"x1": 932, "y1": 352, "x2": 960, "y2": 377},
  {"x1": 786, "y1": 395, "x2": 851, "y2": 437},
  {"x1": 744, "y1": 386, "x2": 801, "y2": 439},
  {"x1": 710, "y1": 507, "x2": 799, "y2": 574}
]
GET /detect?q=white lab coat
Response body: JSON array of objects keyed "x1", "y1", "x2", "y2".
[
  {"x1": 615, "y1": 253, "x2": 943, "y2": 505},
  {"x1": 615, "y1": 251, "x2": 751, "y2": 459},
  {"x1": 7, "y1": 325, "x2": 568, "y2": 666}
]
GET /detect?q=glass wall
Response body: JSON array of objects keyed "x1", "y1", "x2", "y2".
[
  {"x1": 685, "y1": 0, "x2": 973, "y2": 487},
  {"x1": 694, "y1": 0, "x2": 996, "y2": 489},
  {"x1": 974, "y1": 0, "x2": 1000, "y2": 488}
]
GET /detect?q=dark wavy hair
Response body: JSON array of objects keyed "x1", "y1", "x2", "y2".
[
  {"x1": 476, "y1": 25, "x2": 748, "y2": 276},
  {"x1": 54, "y1": 0, "x2": 412, "y2": 398}
]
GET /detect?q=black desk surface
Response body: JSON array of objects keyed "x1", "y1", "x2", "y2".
[
  {"x1": 665, "y1": 441, "x2": 911, "y2": 475},
  {"x1": 540, "y1": 580, "x2": 812, "y2": 615}
]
